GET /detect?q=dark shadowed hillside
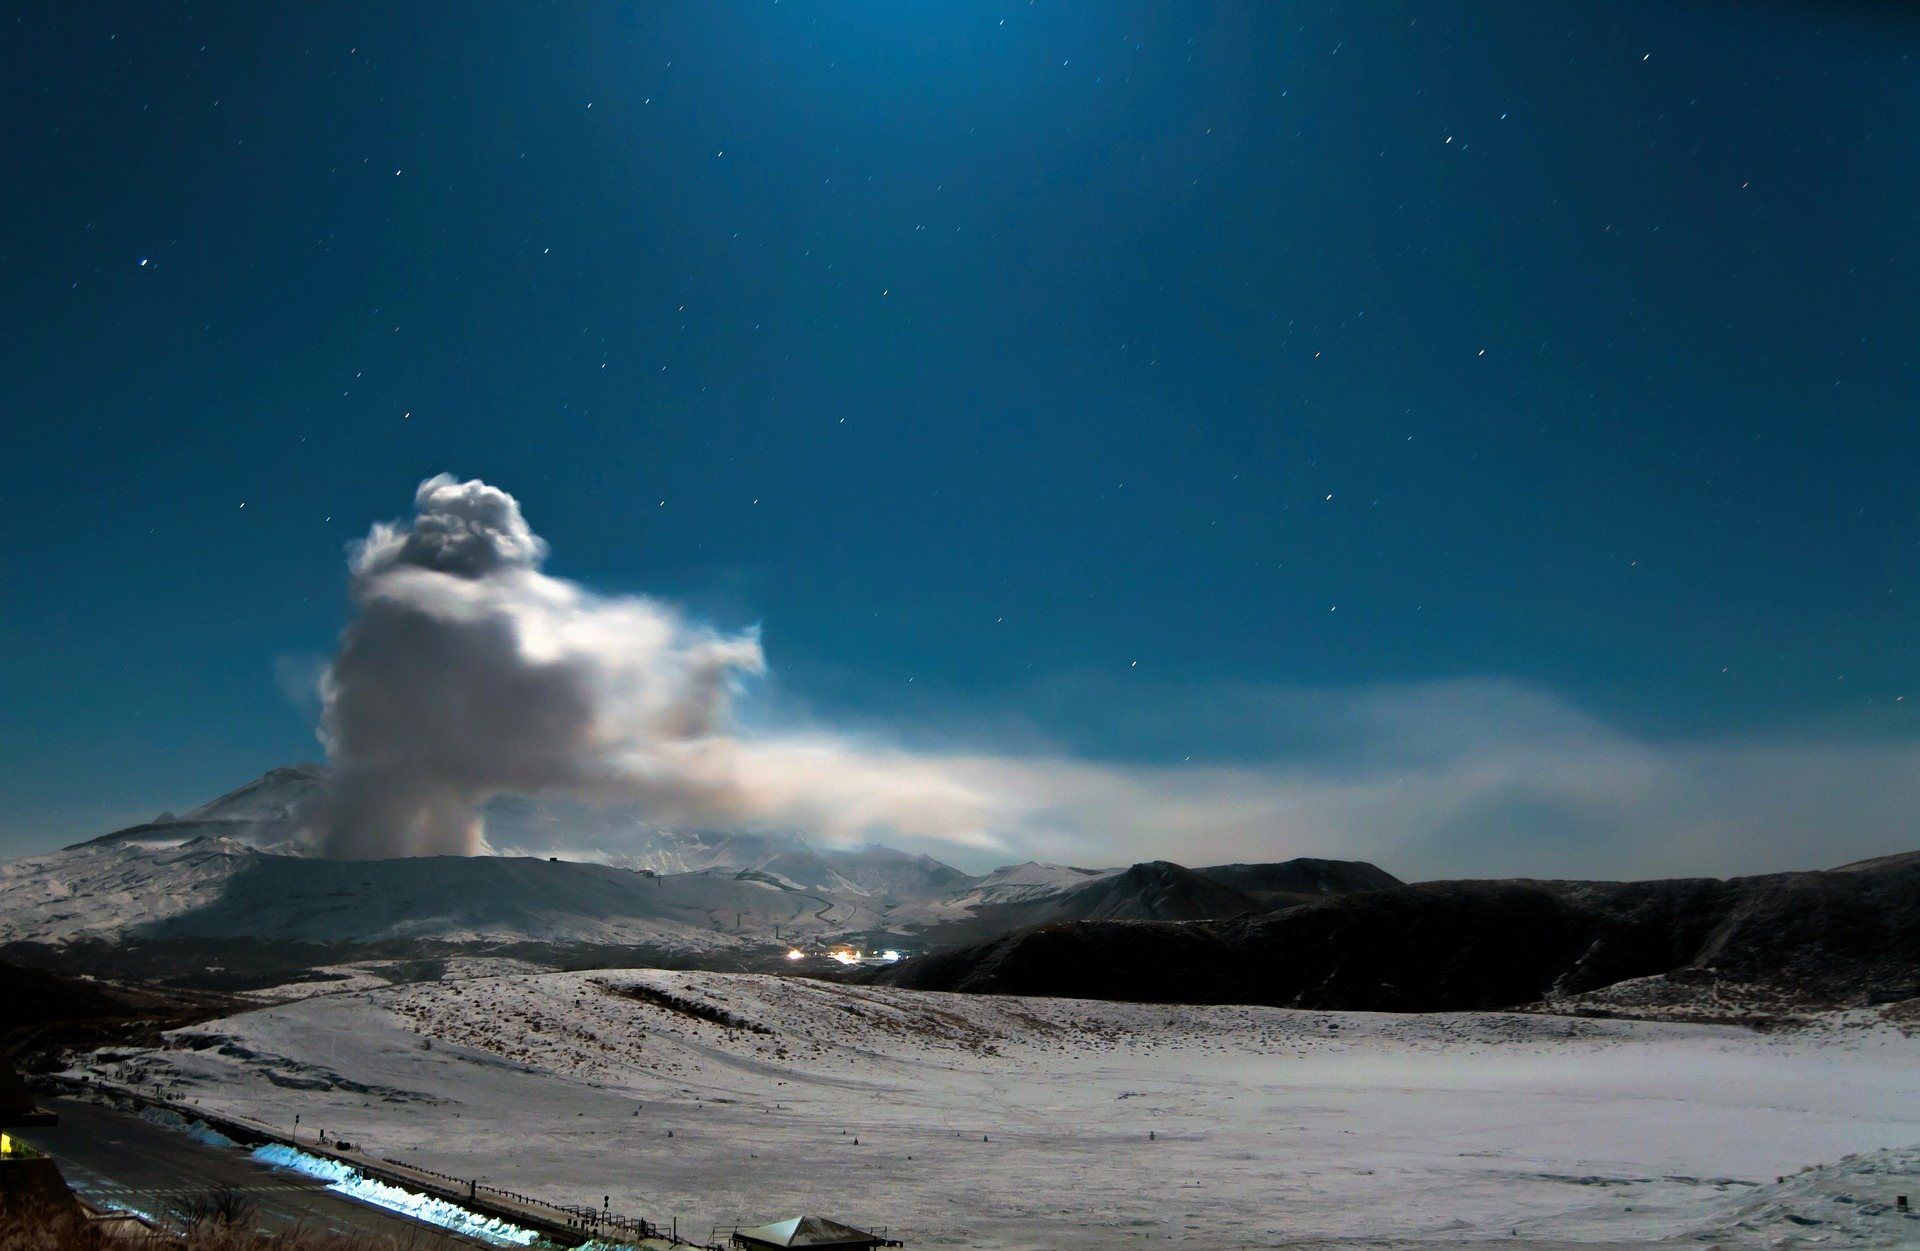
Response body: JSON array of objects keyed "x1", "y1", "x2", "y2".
[
  {"x1": 1045, "y1": 860, "x2": 1266, "y2": 922},
  {"x1": 0, "y1": 960, "x2": 240, "y2": 1067},
  {"x1": 1194, "y1": 858, "x2": 1404, "y2": 907},
  {"x1": 882, "y1": 854, "x2": 1920, "y2": 1014},
  {"x1": 913, "y1": 859, "x2": 1308, "y2": 944}
]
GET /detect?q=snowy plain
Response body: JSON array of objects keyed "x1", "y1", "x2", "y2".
[{"x1": 84, "y1": 969, "x2": 1920, "y2": 1249}]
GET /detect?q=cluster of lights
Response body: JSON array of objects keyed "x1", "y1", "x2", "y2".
[{"x1": 784, "y1": 947, "x2": 902, "y2": 965}]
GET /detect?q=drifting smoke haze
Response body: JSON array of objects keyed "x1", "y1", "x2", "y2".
[
  {"x1": 313, "y1": 475, "x2": 1009, "y2": 858},
  {"x1": 310, "y1": 475, "x2": 1920, "y2": 878}
]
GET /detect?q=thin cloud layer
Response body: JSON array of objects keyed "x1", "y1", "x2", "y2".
[{"x1": 913, "y1": 687, "x2": 1920, "y2": 880}]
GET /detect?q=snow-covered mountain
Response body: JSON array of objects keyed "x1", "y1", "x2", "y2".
[
  {"x1": 0, "y1": 767, "x2": 995, "y2": 968},
  {"x1": 885, "y1": 860, "x2": 1118, "y2": 929},
  {"x1": 889, "y1": 859, "x2": 1282, "y2": 941},
  {"x1": 953, "y1": 861, "x2": 1121, "y2": 907},
  {"x1": 76, "y1": 764, "x2": 328, "y2": 854},
  {"x1": 0, "y1": 835, "x2": 269, "y2": 945},
  {"x1": 0, "y1": 833, "x2": 905, "y2": 955},
  {"x1": 0, "y1": 765, "x2": 1399, "y2": 988},
  {"x1": 72, "y1": 766, "x2": 973, "y2": 900}
]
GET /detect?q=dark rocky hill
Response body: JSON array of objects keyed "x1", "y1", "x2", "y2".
[
  {"x1": 1046, "y1": 860, "x2": 1266, "y2": 922},
  {"x1": 912, "y1": 858, "x2": 1325, "y2": 944},
  {"x1": 0, "y1": 960, "x2": 240, "y2": 1068},
  {"x1": 882, "y1": 853, "x2": 1920, "y2": 1014},
  {"x1": 1194, "y1": 858, "x2": 1404, "y2": 907}
]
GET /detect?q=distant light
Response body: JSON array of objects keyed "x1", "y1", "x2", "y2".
[
  {"x1": 881, "y1": 950, "x2": 900, "y2": 962},
  {"x1": 785, "y1": 948, "x2": 805, "y2": 961},
  {"x1": 137, "y1": 257, "x2": 149, "y2": 267}
]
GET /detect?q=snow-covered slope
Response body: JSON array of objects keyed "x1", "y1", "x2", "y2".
[
  {"x1": 87, "y1": 970, "x2": 1920, "y2": 1250},
  {"x1": 965, "y1": 860, "x2": 1120, "y2": 905},
  {"x1": 0, "y1": 766, "x2": 988, "y2": 958},
  {"x1": 70, "y1": 768, "x2": 978, "y2": 898},
  {"x1": 77, "y1": 765, "x2": 329, "y2": 854},
  {"x1": 0, "y1": 836, "x2": 262, "y2": 945},
  {"x1": 484, "y1": 797, "x2": 807, "y2": 876},
  {"x1": 0, "y1": 837, "x2": 912, "y2": 954},
  {"x1": 890, "y1": 860, "x2": 1118, "y2": 929},
  {"x1": 0, "y1": 833, "x2": 1117, "y2": 972},
  {"x1": 3, "y1": 765, "x2": 1401, "y2": 972},
  {"x1": 134, "y1": 855, "x2": 897, "y2": 948}
]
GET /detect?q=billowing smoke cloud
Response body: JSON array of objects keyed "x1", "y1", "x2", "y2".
[
  {"x1": 314, "y1": 475, "x2": 1920, "y2": 878},
  {"x1": 313, "y1": 474, "x2": 1008, "y2": 857}
]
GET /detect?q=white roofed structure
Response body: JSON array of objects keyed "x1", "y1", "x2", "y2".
[{"x1": 730, "y1": 1214, "x2": 897, "y2": 1249}]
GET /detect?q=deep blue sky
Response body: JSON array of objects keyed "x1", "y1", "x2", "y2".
[{"x1": 4, "y1": 3, "x2": 1918, "y2": 859}]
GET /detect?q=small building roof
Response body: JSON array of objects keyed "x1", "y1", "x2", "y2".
[{"x1": 732, "y1": 1215, "x2": 887, "y2": 1249}]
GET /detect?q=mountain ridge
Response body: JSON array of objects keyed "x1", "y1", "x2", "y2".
[
  {"x1": 0, "y1": 764, "x2": 1390, "y2": 994},
  {"x1": 879, "y1": 855, "x2": 1920, "y2": 1014}
]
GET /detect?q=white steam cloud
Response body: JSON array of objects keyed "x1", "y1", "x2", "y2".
[
  {"x1": 313, "y1": 475, "x2": 1920, "y2": 878},
  {"x1": 313, "y1": 474, "x2": 1009, "y2": 858}
]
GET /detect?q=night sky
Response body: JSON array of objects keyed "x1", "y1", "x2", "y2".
[{"x1": 5, "y1": 4, "x2": 1919, "y2": 873}]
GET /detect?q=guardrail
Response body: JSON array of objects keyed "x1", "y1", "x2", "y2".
[
  {"x1": 328, "y1": 1139, "x2": 709, "y2": 1247},
  {"x1": 46, "y1": 1076, "x2": 723, "y2": 1249}
]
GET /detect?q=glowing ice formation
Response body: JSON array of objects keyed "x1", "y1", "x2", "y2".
[{"x1": 250, "y1": 1144, "x2": 538, "y2": 1245}]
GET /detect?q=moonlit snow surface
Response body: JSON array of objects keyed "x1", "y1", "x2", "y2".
[
  {"x1": 137, "y1": 1106, "x2": 239, "y2": 1150},
  {"x1": 98, "y1": 971, "x2": 1920, "y2": 1249}
]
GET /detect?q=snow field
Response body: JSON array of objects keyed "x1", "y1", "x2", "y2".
[{"x1": 99, "y1": 970, "x2": 1920, "y2": 1249}]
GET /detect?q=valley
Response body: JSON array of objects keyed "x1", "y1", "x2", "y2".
[
  {"x1": 8, "y1": 766, "x2": 1920, "y2": 1248},
  {"x1": 57, "y1": 968, "x2": 1920, "y2": 1249}
]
